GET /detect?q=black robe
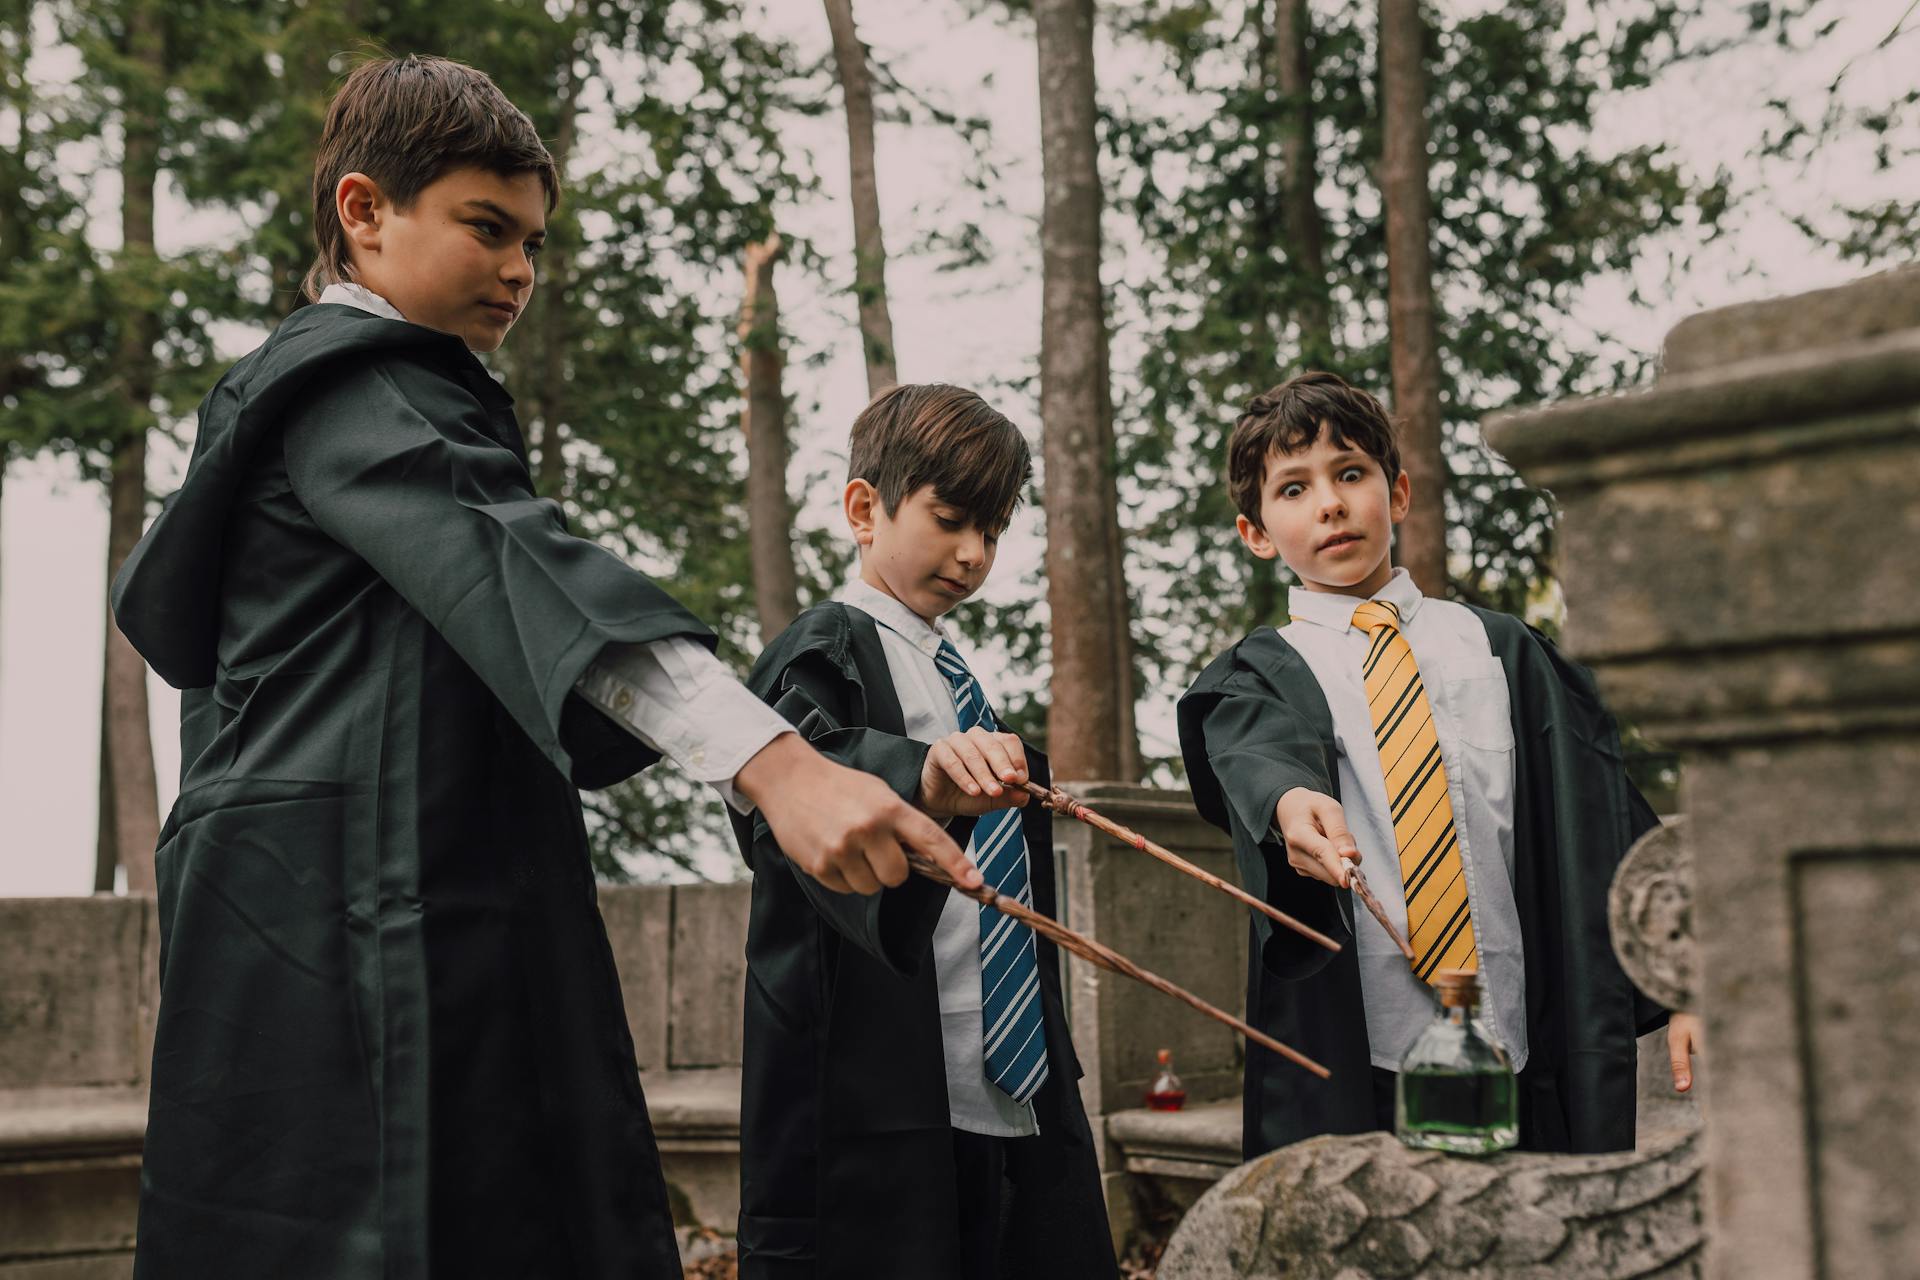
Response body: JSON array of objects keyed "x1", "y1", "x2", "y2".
[
  {"x1": 728, "y1": 603, "x2": 1116, "y2": 1280},
  {"x1": 111, "y1": 303, "x2": 699, "y2": 1278},
  {"x1": 1176, "y1": 608, "x2": 1665, "y2": 1159}
]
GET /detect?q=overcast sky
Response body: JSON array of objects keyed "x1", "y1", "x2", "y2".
[{"x1": 3, "y1": 0, "x2": 1913, "y2": 894}]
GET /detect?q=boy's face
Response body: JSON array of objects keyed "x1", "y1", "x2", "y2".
[
  {"x1": 336, "y1": 165, "x2": 547, "y2": 353},
  {"x1": 845, "y1": 481, "x2": 999, "y2": 622},
  {"x1": 1234, "y1": 425, "x2": 1410, "y2": 598}
]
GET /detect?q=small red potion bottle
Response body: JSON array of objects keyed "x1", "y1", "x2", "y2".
[{"x1": 1145, "y1": 1049, "x2": 1186, "y2": 1111}]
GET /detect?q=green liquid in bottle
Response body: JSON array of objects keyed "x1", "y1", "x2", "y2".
[
  {"x1": 1396, "y1": 1066, "x2": 1518, "y2": 1154},
  {"x1": 1394, "y1": 968, "x2": 1518, "y2": 1156}
]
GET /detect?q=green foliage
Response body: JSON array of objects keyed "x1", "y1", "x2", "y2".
[{"x1": 1105, "y1": 0, "x2": 1731, "y2": 718}]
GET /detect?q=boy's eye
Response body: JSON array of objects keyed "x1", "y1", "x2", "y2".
[
  {"x1": 1340, "y1": 467, "x2": 1364, "y2": 482},
  {"x1": 1280, "y1": 483, "x2": 1306, "y2": 499},
  {"x1": 525, "y1": 242, "x2": 544, "y2": 261},
  {"x1": 472, "y1": 220, "x2": 502, "y2": 238}
]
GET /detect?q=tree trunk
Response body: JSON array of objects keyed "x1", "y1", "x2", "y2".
[
  {"x1": 740, "y1": 235, "x2": 799, "y2": 643},
  {"x1": 823, "y1": 0, "x2": 898, "y2": 397},
  {"x1": 1034, "y1": 0, "x2": 1140, "y2": 782},
  {"x1": 1273, "y1": 0, "x2": 1334, "y2": 367},
  {"x1": 102, "y1": 0, "x2": 162, "y2": 896},
  {"x1": 532, "y1": 21, "x2": 580, "y2": 502},
  {"x1": 1379, "y1": 0, "x2": 1449, "y2": 596}
]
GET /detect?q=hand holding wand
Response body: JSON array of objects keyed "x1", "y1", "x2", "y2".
[
  {"x1": 906, "y1": 850, "x2": 1331, "y2": 1080},
  {"x1": 1340, "y1": 858, "x2": 1415, "y2": 961},
  {"x1": 1020, "y1": 782, "x2": 1343, "y2": 955}
]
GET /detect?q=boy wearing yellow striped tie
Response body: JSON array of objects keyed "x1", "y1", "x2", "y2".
[
  {"x1": 1178, "y1": 371, "x2": 1701, "y2": 1158},
  {"x1": 728, "y1": 385, "x2": 1117, "y2": 1280}
]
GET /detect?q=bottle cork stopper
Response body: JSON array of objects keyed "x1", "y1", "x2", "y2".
[
  {"x1": 1434, "y1": 968, "x2": 1480, "y2": 1008},
  {"x1": 1156, "y1": 1048, "x2": 1172, "y2": 1065}
]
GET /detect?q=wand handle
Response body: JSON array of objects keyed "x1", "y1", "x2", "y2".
[
  {"x1": 1023, "y1": 782, "x2": 1342, "y2": 955},
  {"x1": 909, "y1": 852, "x2": 1331, "y2": 1080},
  {"x1": 1342, "y1": 859, "x2": 1415, "y2": 961}
]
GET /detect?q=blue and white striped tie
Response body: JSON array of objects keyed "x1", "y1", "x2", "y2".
[{"x1": 934, "y1": 637, "x2": 1050, "y2": 1104}]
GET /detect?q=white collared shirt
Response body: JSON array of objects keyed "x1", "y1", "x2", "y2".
[
  {"x1": 316, "y1": 283, "x2": 790, "y2": 810},
  {"x1": 1279, "y1": 567, "x2": 1528, "y2": 1071},
  {"x1": 840, "y1": 579, "x2": 1039, "y2": 1138}
]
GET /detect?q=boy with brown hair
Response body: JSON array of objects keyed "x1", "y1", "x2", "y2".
[
  {"x1": 730, "y1": 384, "x2": 1117, "y2": 1279},
  {"x1": 111, "y1": 55, "x2": 979, "y2": 1278},
  {"x1": 1177, "y1": 370, "x2": 1699, "y2": 1159}
]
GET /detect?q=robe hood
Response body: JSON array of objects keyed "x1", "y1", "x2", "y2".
[{"x1": 110, "y1": 304, "x2": 477, "y2": 689}]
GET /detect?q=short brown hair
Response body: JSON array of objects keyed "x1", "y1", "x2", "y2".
[
  {"x1": 303, "y1": 54, "x2": 558, "y2": 302},
  {"x1": 1227, "y1": 371, "x2": 1403, "y2": 528},
  {"x1": 848, "y1": 384, "x2": 1031, "y2": 534}
]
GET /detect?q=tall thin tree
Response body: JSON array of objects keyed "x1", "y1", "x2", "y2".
[
  {"x1": 1379, "y1": 0, "x2": 1448, "y2": 595},
  {"x1": 1273, "y1": 0, "x2": 1333, "y2": 368},
  {"x1": 530, "y1": 9, "x2": 582, "y2": 501},
  {"x1": 1034, "y1": 0, "x2": 1140, "y2": 781},
  {"x1": 740, "y1": 234, "x2": 799, "y2": 642},
  {"x1": 99, "y1": 0, "x2": 163, "y2": 894},
  {"x1": 823, "y1": 0, "x2": 897, "y2": 397}
]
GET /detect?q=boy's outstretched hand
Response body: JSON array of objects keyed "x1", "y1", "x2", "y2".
[
  {"x1": 1668, "y1": 1011, "x2": 1703, "y2": 1093},
  {"x1": 1276, "y1": 787, "x2": 1360, "y2": 889},
  {"x1": 737, "y1": 734, "x2": 984, "y2": 897},
  {"x1": 919, "y1": 726, "x2": 1031, "y2": 818}
]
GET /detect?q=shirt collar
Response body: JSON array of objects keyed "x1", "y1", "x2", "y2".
[
  {"x1": 318, "y1": 282, "x2": 408, "y2": 323},
  {"x1": 1286, "y1": 566, "x2": 1425, "y2": 634},
  {"x1": 841, "y1": 579, "x2": 950, "y2": 657}
]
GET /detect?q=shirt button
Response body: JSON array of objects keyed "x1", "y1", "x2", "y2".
[
  {"x1": 691, "y1": 748, "x2": 707, "y2": 767},
  {"x1": 614, "y1": 689, "x2": 633, "y2": 711}
]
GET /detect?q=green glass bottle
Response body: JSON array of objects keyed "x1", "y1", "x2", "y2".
[{"x1": 1395, "y1": 968, "x2": 1518, "y2": 1155}]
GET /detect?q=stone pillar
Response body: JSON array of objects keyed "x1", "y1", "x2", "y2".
[
  {"x1": 1050, "y1": 786, "x2": 1249, "y2": 1223},
  {"x1": 1485, "y1": 265, "x2": 1920, "y2": 1280}
]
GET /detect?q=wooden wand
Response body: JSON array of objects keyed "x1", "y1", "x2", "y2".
[
  {"x1": 1020, "y1": 782, "x2": 1345, "y2": 955},
  {"x1": 907, "y1": 852, "x2": 1331, "y2": 1080},
  {"x1": 1340, "y1": 859, "x2": 1415, "y2": 961}
]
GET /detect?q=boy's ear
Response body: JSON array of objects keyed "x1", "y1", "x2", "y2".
[
  {"x1": 1389, "y1": 469, "x2": 1411, "y2": 524},
  {"x1": 336, "y1": 172, "x2": 386, "y2": 258},
  {"x1": 1235, "y1": 513, "x2": 1280, "y2": 561},
  {"x1": 843, "y1": 478, "x2": 880, "y2": 549}
]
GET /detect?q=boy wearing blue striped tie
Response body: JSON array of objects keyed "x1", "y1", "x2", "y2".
[
  {"x1": 1178, "y1": 371, "x2": 1701, "y2": 1160},
  {"x1": 728, "y1": 385, "x2": 1117, "y2": 1280}
]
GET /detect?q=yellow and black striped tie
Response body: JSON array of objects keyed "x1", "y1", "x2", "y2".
[{"x1": 1352, "y1": 600, "x2": 1476, "y2": 981}]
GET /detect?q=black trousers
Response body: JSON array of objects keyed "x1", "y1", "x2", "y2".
[{"x1": 949, "y1": 1128, "x2": 1118, "y2": 1280}]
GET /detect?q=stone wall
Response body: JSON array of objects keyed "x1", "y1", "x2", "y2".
[{"x1": 0, "y1": 883, "x2": 750, "y2": 1277}]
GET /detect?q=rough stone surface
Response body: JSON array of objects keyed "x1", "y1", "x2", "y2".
[
  {"x1": 1661, "y1": 264, "x2": 1920, "y2": 376},
  {"x1": 1158, "y1": 1129, "x2": 1703, "y2": 1280},
  {"x1": 667, "y1": 882, "x2": 750, "y2": 1069},
  {"x1": 0, "y1": 898, "x2": 150, "y2": 1090},
  {"x1": 1485, "y1": 266, "x2": 1920, "y2": 1280},
  {"x1": 1055, "y1": 784, "x2": 1247, "y2": 1121},
  {"x1": 1609, "y1": 819, "x2": 1696, "y2": 1012},
  {"x1": 599, "y1": 885, "x2": 672, "y2": 1072}
]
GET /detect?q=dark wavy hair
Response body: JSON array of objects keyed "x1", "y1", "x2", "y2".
[{"x1": 1227, "y1": 370, "x2": 1403, "y2": 528}]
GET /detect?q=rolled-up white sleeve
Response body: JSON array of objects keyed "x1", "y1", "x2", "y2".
[{"x1": 574, "y1": 637, "x2": 792, "y2": 812}]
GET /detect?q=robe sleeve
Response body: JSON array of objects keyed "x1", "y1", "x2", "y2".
[
  {"x1": 745, "y1": 647, "x2": 969, "y2": 977},
  {"x1": 1521, "y1": 624, "x2": 1670, "y2": 1035},
  {"x1": 282, "y1": 355, "x2": 714, "y2": 788},
  {"x1": 1180, "y1": 668, "x2": 1349, "y2": 980}
]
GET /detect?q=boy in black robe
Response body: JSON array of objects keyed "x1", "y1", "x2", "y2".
[
  {"x1": 1176, "y1": 372, "x2": 1701, "y2": 1159},
  {"x1": 729, "y1": 385, "x2": 1117, "y2": 1279},
  {"x1": 109, "y1": 57, "x2": 979, "y2": 1280}
]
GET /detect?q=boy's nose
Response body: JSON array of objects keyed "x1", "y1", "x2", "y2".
[{"x1": 956, "y1": 530, "x2": 987, "y2": 564}]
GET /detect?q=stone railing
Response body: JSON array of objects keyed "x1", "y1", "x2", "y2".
[
  {"x1": 2, "y1": 786, "x2": 1699, "y2": 1274},
  {"x1": 0, "y1": 883, "x2": 752, "y2": 1277}
]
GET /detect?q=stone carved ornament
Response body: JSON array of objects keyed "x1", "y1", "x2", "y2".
[
  {"x1": 1606, "y1": 818, "x2": 1697, "y2": 1012},
  {"x1": 1157, "y1": 821, "x2": 1703, "y2": 1278},
  {"x1": 1156, "y1": 1129, "x2": 1703, "y2": 1279}
]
